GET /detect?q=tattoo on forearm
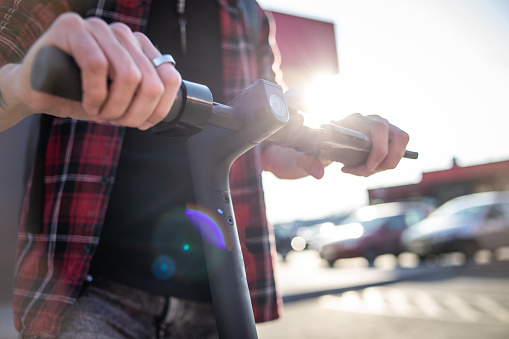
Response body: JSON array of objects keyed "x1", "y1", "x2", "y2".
[{"x1": 0, "y1": 90, "x2": 7, "y2": 110}]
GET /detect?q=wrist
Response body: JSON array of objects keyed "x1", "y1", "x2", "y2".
[{"x1": 0, "y1": 63, "x2": 34, "y2": 131}]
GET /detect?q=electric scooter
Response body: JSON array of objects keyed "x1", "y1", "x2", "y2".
[{"x1": 31, "y1": 46, "x2": 417, "y2": 339}]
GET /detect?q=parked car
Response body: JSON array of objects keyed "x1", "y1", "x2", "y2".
[
  {"x1": 401, "y1": 191, "x2": 509, "y2": 262},
  {"x1": 293, "y1": 214, "x2": 351, "y2": 250},
  {"x1": 296, "y1": 222, "x2": 335, "y2": 250},
  {"x1": 274, "y1": 225, "x2": 293, "y2": 261},
  {"x1": 315, "y1": 202, "x2": 434, "y2": 267}
]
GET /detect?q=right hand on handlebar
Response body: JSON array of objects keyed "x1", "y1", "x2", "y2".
[{"x1": 13, "y1": 13, "x2": 181, "y2": 130}]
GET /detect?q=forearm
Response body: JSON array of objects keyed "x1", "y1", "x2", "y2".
[
  {"x1": 0, "y1": 63, "x2": 33, "y2": 132},
  {"x1": 0, "y1": 0, "x2": 69, "y2": 131}
]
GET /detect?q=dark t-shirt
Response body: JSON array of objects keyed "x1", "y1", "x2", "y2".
[{"x1": 89, "y1": 0, "x2": 223, "y2": 302}]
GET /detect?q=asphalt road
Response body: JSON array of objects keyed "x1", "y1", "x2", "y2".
[
  {"x1": 1, "y1": 250, "x2": 508, "y2": 338},
  {"x1": 257, "y1": 250, "x2": 509, "y2": 339}
]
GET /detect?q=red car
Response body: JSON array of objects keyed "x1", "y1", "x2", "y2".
[{"x1": 314, "y1": 202, "x2": 434, "y2": 267}]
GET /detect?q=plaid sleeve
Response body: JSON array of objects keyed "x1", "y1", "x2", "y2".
[
  {"x1": 0, "y1": 0, "x2": 70, "y2": 65},
  {"x1": 255, "y1": 4, "x2": 277, "y2": 83}
]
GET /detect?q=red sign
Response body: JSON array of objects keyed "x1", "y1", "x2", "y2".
[{"x1": 268, "y1": 11, "x2": 339, "y2": 90}]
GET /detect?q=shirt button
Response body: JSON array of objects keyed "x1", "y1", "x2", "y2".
[{"x1": 86, "y1": 274, "x2": 94, "y2": 283}]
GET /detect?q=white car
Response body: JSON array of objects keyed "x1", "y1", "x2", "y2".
[{"x1": 401, "y1": 191, "x2": 509, "y2": 262}]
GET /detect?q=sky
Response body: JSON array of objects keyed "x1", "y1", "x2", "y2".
[{"x1": 256, "y1": 0, "x2": 509, "y2": 224}]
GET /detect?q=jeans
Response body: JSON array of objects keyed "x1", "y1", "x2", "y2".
[{"x1": 51, "y1": 277, "x2": 218, "y2": 339}]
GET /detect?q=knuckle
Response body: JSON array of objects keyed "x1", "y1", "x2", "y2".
[
  {"x1": 143, "y1": 80, "x2": 165, "y2": 100},
  {"x1": 399, "y1": 130, "x2": 410, "y2": 144},
  {"x1": 83, "y1": 54, "x2": 108, "y2": 74},
  {"x1": 348, "y1": 112, "x2": 362, "y2": 118},
  {"x1": 85, "y1": 17, "x2": 109, "y2": 29},
  {"x1": 372, "y1": 119, "x2": 389, "y2": 132},
  {"x1": 347, "y1": 112, "x2": 363, "y2": 122},
  {"x1": 84, "y1": 88, "x2": 107, "y2": 107},
  {"x1": 110, "y1": 22, "x2": 133, "y2": 37},
  {"x1": 165, "y1": 70, "x2": 182, "y2": 90},
  {"x1": 390, "y1": 128, "x2": 410, "y2": 148},
  {"x1": 54, "y1": 12, "x2": 83, "y2": 27},
  {"x1": 133, "y1": 31, "x2": 150, "y2": 44},
  {"x1": 119, "y1": 67, "x2": 142, "y2": 87}
]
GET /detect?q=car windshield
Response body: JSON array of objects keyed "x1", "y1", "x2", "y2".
[
  {"x1": 360, "y1": 217, "x2": 392, "y2": 233},
  {"x1": 430, "y1": 204, "x2": 488, "y2": 225},
  {"x1": 340, "y1": 215, "x2": 394, "y2": 234}
]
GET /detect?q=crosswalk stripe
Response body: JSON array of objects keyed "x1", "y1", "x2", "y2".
[
  {"x1": 386, "y1": 289, "x2": 413, "y2": 315},
  {"x1": 440, "y1": 293, "x2": 482, "y2": 322},
  {"x1": 474, "y1": 295, "x2": 509, "y2": 323},
  {"x1": 413, "y1": 291, "x2": 443, "y2": 318},
  {"x1": 340, "y1": 291, "x2": 363, "y2": 311},
  {"x1": 319, "y1": 287, "x2": 509, "y2": 325},
  {"x1": 362, "y1": 287, "x2": 386, "y2": 314}
]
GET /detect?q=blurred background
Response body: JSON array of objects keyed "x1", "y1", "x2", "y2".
[
  {"x1": 1, "y1": 0, "x2": 509, "y2": 338},
  {"x1": 255, "y1": 1, "x2": 509, "y2": 338},
  {"x1": 259, "y1": 0, "x2": 509, "y2": 224}
]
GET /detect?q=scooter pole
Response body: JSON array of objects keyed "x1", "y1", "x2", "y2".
[{"x1": 185, "y1": 81, "x2": 287, "y2": 338}]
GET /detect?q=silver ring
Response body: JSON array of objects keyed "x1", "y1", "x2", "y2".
[{"x1": 152, "y1": 54, "x2": 176, "y2": 67}]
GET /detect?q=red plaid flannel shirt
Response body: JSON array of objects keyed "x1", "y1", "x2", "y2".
[{"x1": 0, "y1": 0, "x2": 281, "y2": 337}]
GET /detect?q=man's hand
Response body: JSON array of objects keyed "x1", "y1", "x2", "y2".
[
  {"x1": 262, "y1": 113, "x2": 410, "y2": 179},
  {"x1": 334, "y1": 113, "x2": 410, "y2": 177},
  {"x1": 1, "y1": 13, "x2": 181, "y2": 131}
]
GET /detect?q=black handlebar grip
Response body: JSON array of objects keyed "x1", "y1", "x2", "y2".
[
  {"x1": 30, "y1": 46, "x2": 186, "y2": 125},
  {"x1": 31, "y1": 46, "x2": 83, "y2": 101}
]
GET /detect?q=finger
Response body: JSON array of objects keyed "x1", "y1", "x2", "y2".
[
  {"x1": 35, "y1": 14, "x2": 110, "y2": 117},
  {"x1": 375, "y1": 125, "x2": 409, "y2": 170},
  {"x1": 134, "y1": 32, "x2": 181, "y2": 130},
  {"x1": 296, "y1": 154, "x2": 326, "y2": 179},
  {"x1": 84, "y1": 20, "x2": 142, "y2": 121},
  {"x1": 106, "y1": 24, "x2": 165, "y2": 128},
  {"x1": 332, "y1": 112, "x2": 364, "y2": 129},
  {"x1": 339, "y1": 114, "x2": 390, "y2": 173},
  {"x1": 364, "y1": 118, "x2": 389, "y2": 172},
  {"x1": 341, "y1": 164, "x2": 379, "y2": 177},
  {"x1": 334, "y1": 114, "x2": 385, "y2": 176}
]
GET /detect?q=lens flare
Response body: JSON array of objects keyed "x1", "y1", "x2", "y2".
[
  {"x1": 185, "y1": 208, "x2": 227, "y2": 250},
  {"x1": 151, "y1": 255, "x2": 176, "y2": 280}
]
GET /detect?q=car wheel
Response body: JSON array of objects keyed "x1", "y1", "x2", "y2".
[
  {"x1": 417, "y1": 254, "x2": 427, "y2": 266},
  {"x1": 365, "y1": 249, "x2": 378, "y2": 268},
  {"x1": 462, "y1": 240, "x2": 479, "y2": 263}
]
